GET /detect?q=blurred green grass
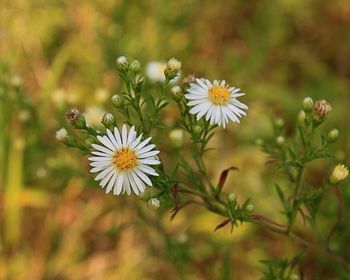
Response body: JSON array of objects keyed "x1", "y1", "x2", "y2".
[{"x1": 1, "y1": 0, "x2": 350, "y2": 279}]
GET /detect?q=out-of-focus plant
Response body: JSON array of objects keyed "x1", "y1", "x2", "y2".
[{"x1": 59, "y1": 56, "x2": 349, "y2": 278}]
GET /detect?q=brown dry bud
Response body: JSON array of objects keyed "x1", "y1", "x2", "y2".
[
  {"x1": 183, "y1": 74, "x2": 196, "y2": 85},
  {"x1": 314, "y1": 99, "x2": 331, "y2": 119}
]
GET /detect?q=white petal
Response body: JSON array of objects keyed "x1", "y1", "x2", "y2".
[
  {"x1": 114, "y1": 127, "x2": 122, "y2": 146},
  {"x1": 134, "y1": 169, "x2": 152, "y2": 186},
  {"x1": 90, "y1": 161, "x2": 112, "y2": 167},
  {"x1": 127, "y1": 173, "x2": 139, "y2": 195},
  {"x1": 121, "y1": 124, "x2": 127, "y2": 146},
  {"x1": 97, "y1": 135, "x2": 114, "y2": 151},
  {"x1": 138, "y1": 165, "x2": 159, "y2": 176},
  {"x1": 95, "y1": 165, "x2": 114, "y2": 181},
  {"x1": 138, "y1": 150, "x2": 160, "y2": 159},
  {"x1": 91, "y1": 144, "x2": 114, "y2": 156},
  {"x1": 135, "y1": 137, "x2": 152, "y2": 151},
  {"x1": 106, "y1": 172, "x2": 117, "y2": 193},
  {"x1": 130, "y1": 171, "x2": 145, "y2": 193},
  {"x1": 91, "y1": 151, "x2": 111, "y2": 157},
  {"x1": 138, "y1": 144, "x2": 156, "y2": 155},
  {"x1": 107, "y1": 129, "x2": 119, "y2": 148},
  {"x1": 90, "y1": 165, "x2": 107, "y2": 173},
  {"x1": 130, "y1": 133, "x2": 143, "y2": 149},
  {"x1": 127, "y1": 126, "x2": 135, "y2": 145},
  {"x1": 115, "y1": 172, "x2": 124, "y2": 195},
  {"x1": 88, "y1": 156, "x2": 111, "y2": 162},
  {"x1": 185, "y1": 94, "x2": 207, "y2": 100},
  {"x1": 187, "y1": 99, "x2": 207, "y2": 106},
  {"x1": 123, "y1": 173, "x2": 131, "y2": 195},
  {"x1": 100, "y1": 169, "x2": 115, "y2": 188},
  {"x1": 138, "y1": 158, "x2": 161, "y2": 165}
]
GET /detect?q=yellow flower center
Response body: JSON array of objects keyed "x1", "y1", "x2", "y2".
[
  {"x1": 113, "y1": 148, "x2": 137, "y2": 171},
  {"x1": 208, "y1": 86, "x2": 230, "y2": 105}
]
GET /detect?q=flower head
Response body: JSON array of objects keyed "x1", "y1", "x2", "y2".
[
  {"x1": 66, "y1": 108, "x2": 85, "y2": 129},
  {"x1": 89, "y1": 125, "x2": 160, "y2": 195},
  {"x1": 147, "y1": 198, "x2": 160, "y2": 210},
  {"x1": 330, "y1": 164, "x2": 349, "y2": 184},
  {"x1": 185, "y1": 78, "x2": 248, "y2": 128},
  {"x1": 314, "y1": 99, "x2": 331, "y2": 119},
  {"x1": 56, "y1": 128, "x2": 68, "y2": 141},
  {"x1": 146, "y1": 61, "x2": 180, "y2": 83},
  {"x1": 84, "y1": 106, "x2": 105, "y2": 128},
  {"x1": 116, "y1": 56, "x2": 128, "y2": 71}
]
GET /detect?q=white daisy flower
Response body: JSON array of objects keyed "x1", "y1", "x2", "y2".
[
  {"x1": 185, "y1": 78, "x2": 248, "y2": 128},
  {"x1": 145, "y1": 61, "x2": 180, "y2": 83},
  {"x1": 88, "y1": 125, "x2": 160, "y2": 196}
]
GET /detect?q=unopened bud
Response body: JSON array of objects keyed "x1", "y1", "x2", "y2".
[
  {"x1": 66, "y1": 108, "x2": 86, "y2": 129},
  {"x1": 193, "y1": 125, "x2": 202, "y2": 134},
  {"x1": 303, "y1": 97, "x2": 314, "y2": 112},
  {"x1": 111, "y1": 94, "x2": 123, "y2": 107},
  {"x1": 11, "y1": 75, "x2": 22, "y2": 87},
  {"x1": 164, "y1": 57, "x2": 181, "y2": 81},
  {"x1": 314, "y1": 99, "x2": 331, "y2": 119},
  {"x1": 290, "y1": 274, "x2": 299, "y2": 280},
  {"x1": 147, "y1": 198, "x2": 160, "y2": 210},
  {"x1": 102, "y1": 113, "x2": 115, "y2": 128},
  {"x1": 328, "y1": 129, "x2": 339, "y2": 142},
  {"x1": 116, "y1": 56, "x2": 128, "y2": 71},
  {"x1": 228, "y1": 193, "x2": 237, "y2": 202},
  {"x1": 171, "y1": 85, "x2": 182, "y2": 97},
  {"x1": 276, "y1": 136, "x2": 285, "y2": 146},
  {"x1": 129, "y1": 60, "x2": 141, "y2": 73},
  {"x1": 255, "y1": 138, "x2": 264, "y2": 146},
  {"x1": 246, "y1": 204, "x2": 255, "y2": 212},
  {"x1": 297, "y1": 110, "x2": 306, "y2": 124},
  {"x1": 274, "y1": 118, "x2": 284, "y2": 128},
  {"x1": 330, "y1": 164, "x2": 349, "y2": 184},
  {"x1": 183, "y1": 74, "x2": 196, "y2": 85},
  {"x1": 55, "y1": 128, "x2": 68, "y2": 142},
  {"x1": 169, "y1": 129, "x2": 184, "y2": 147}
]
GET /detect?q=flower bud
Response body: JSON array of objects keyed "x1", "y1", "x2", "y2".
[
  {"x1": 276, "y1": 136, "x2": 285, "y2": 146},
  {"x1": 111, "y1": 94, "x2": 123, "y2": 107},
  {"x1": 129, "y1": 60, "x2": 141, "y2": 73},
  {"x1": 183, "y1": 74, "x2": 196, "y2": 85},
  {"x1": 116, "y1": 56, "x2": 128, "y2": 71},
  {"x1": 328, "y1": 129, "x2": 339, "y2": 142},
  {"x1": 193, "y1": 125, "x2": 202, "y2": 134},
  {"x1": 171, "y1": 85, "x2": 182, "y2": 97},
  {"x1": 302, "y1": 97, "x2": 314, "y2": 112},
  {"x1": 255, "y1": 138, "x2": 264, "y2": 146},
  {"x1": 314, "y1": 99, "x2": 331, "y2": 119},
  {"x1": 11, "y1": 75, "x2": 22, "y2": 87},
  {"x1": 169, "y1": 129, "x2": 184, "y2": 147},
  {"x1": 55, "y1": 128, "x2": 68, "y2": 142},
  {"x1": 228, "y1": 193, "x2": 237, "y2": 202},
  {"x1": 246, "y1": 203, "x2": 255, "y2": 212},
  {"x1": 330, "y1": 164, "x2": 349, "y2": 184},
  {"x1": 147, "y1": 198, "x2": 160, "y2": 210},
  {"x1": 102, "y1": 113, "x2": 115, "y2": 128},
  {"x1": 164, "y1": 57, "x2": 181, "y2": 81},
  {"x1": 297, "y1": 110, "x2": 306, "y2": 124},
  {"x1": 274, "y1": 118, "x2": 284, "y2": 128},
  {"x1": 290, "y1": 274, "x2": 299, "y2": 280},
  {"x1": 66, "y1": 108, "x2": 86, "y2": 129}
]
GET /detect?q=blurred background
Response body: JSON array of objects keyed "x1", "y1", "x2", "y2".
[{"x1": 1, "y1": 0, "x2": 350, "y2": 279}]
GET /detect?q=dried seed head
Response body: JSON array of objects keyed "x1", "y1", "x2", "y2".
[
  {"x1": 314, "y1": 99, "x2": 331, "y2": 119},
  {"x1": 183, "y1": 74, "x2": 196, "y2": 85},
  {"x1": 66, "y1": 108, "x2": 86, "y2": 129}
]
